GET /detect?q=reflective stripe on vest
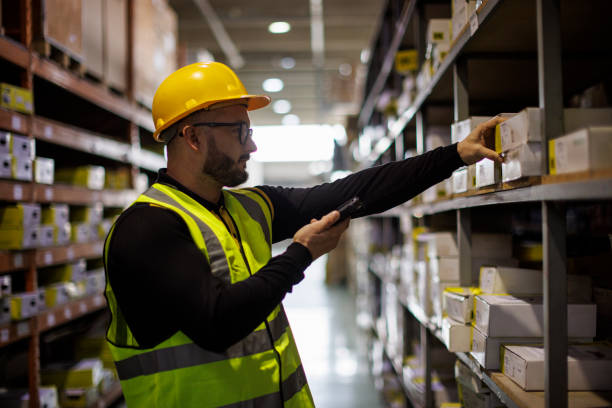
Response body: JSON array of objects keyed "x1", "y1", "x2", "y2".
[{"x1": 105, "y1": 183, "x2": 314, "y2": 407}]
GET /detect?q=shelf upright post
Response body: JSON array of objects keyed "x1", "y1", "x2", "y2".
[
  {"x1": 537, "y1": 1, "x2": 567, "y2": 408},
  {"x1": 420, "y1": 324, "x2": 433, "y2": 408},
  {"x1": 453, "y1": 56, "x2": 472, "y2": 286}
]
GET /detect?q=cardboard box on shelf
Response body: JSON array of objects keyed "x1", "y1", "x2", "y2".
[
  {"x1": 502, "y1": 343, "x2": 612, "y2": 391},
  {"x1": 0, "y1": 131, "x2": 10, "y2": 155},
  {"x1": 458, "y1": 381, "x2": 504, "y2": 408},
  {"x1": 479, "y1": 266, "x2": 542, "y2": 295},
  {"x1": 501, "y1": 142, "x2": 542, "y2": 182},
  {"x1": 441, "y1": 317, "x2": 471, "y2": 352},
  {"x1": 415, "y1": 261, "x2": 432, "y2": 316},
  {"x1": 0, "y1": 298, "x2": 11, "y2": 325},
  {"x1": 0, "y1": 204, "x2": 41, "y2": 228},
  {"x1": 10, "y1": 292, "x2": 39, "y2": 320},
  {"x1": 85, "y1": 270, "x2": 105, "y2": 295},
  {"x1": 0, "y1": 227, "x2": 39, "y2": 249},
  {"x1": 11, "y1": 156, "x2": 32, "y2": 182},
  {"x1": 451, "y1": 0, "x2": 478, "y2": 42},
  {"x1": 71, "y1": 223, "x2": 91, "y2": 244},
  {"x1": 475, "y1": 158, "x2": 499, "y2": 188},
  {"x1": 451, "y1": 116, "x2": 490, "y2": 144},
  {"x1": 443, "y1": 287, "x2": 478, "y2": 324},
  {"x1": 454, "y1": 359, "x2": 487, "y2": 395},
  {"x1": 451, "y1": 167, "x2": 468, "y2": 193},
  {"x1": 42, "y1": 358, "x2": 104, "y2": 389},
  {"x1": 0, "y1": 83, "x2": 34, "y2": 114},
  {"x1": 44, "y1": 283, "x2": 71, "y2": 308},
  {"x1": 55, "y1": 166, "x2": 105, "y2": 190},
  {"x1": 549, "y1": 127, "x2": 612, "y2": 175},
  {"x1": 0, "y1": 275, "x2": 12, "y2": 297},
  {"x1": 54, "y1": 222, "x2": 71, "y2": 245},
  {"x1": 39, "y1": 225, "x2": 55, "y2": 247},
  {"x1": 40, "y1": 259, "x2": 87, "y2": 285},
  {"x1": 9, "y1": 134, "x2": 35, "y2": 159},
  {"x1": 427, "y1": 19, "x2": 452, "y2": 45},
  {"x1": 431, "y1": 279, "x2": 458, "y2": 327},
  {"x1": 70, "y1": 204, "x2": 103, "y2": 225},
  {"x1": 430, "y1": 256, "x2": 519, "y2": 283},
  {"x1": 474, "y1": 295, "x2": 597, "y2": 338},
  {"x1": 0, "y1": 154, "x2": 11, "y2": 178},
  {"x1": 43, "y1": 204, "x2": 69, "y2": 226},
  {"x1": 34, "y1": 157, "x2": 55, "y2": 184},
  {"x1": 37, "y1": 289, "x2": 46, "y2": 312}
]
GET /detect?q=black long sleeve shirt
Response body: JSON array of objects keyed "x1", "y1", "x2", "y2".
[{"x1": 105, "y1": 144, "x2": 464, "y2": 351}]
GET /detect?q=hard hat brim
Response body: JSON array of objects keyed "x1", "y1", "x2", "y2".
[{"x1": 153, "y1": 94, "x2": 271, "y2": 143}]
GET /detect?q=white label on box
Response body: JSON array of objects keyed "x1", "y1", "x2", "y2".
[
  {"x1": 11, "y1": 115, "x2": 21, "y2": 131},
  {"x1": 13, "y1": 184, "x2": 23, "y2": 200},
  {"x1": 13, "y1": 253, "x2": 23, "y2": 268},
  {"x1": 469, "y1": 13, "x2": 479, "y2": 36},
  {"x1": 79, "y1": 302, "x2": 87, "y2": 313},
  {"x1": 67, "y1": 247, "x2": 75, "y2": 260},
  {"x1": 43, "y1": 251, "x2": 53, "y2": 265},
  {"x1": 47, "y1": 313, "x2": 55, "y2": 327},
  {"x1": 64, "y1": 308, "x2": 72, "y2": 320},
  {"x1": 44, "y1": 126, "x2": 52, "y2": 139},
  {"x1": 17, "y1": 321, "x2": 29, "y2": 337},
  {"x1": 0, "y1": 329, "x2": 8, "y2": 343},
  {"x1": 45, "y1": 187, "x2": 53, "y2": 201}
]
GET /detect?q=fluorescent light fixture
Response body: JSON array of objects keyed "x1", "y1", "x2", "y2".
[
  {"x1": 262, "y1": 78, "x2": 284, "y2": 92},
  {"x1": 282, "y1": 114, "x2": 300, "y2": 126},
  {"x1": 280, "y1": 57, "x2": 296, "y2": 69},
  {"x1": 273, "y1": 99, "x2": 292, "y2": 114},
  {"x1": 268, "y1": 21, "x2": 291, "y2": 34},
  {"x1": 252, "y1": 125, "x2": 339, "y2": 162}
]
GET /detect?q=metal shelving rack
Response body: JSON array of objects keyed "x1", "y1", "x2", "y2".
[
  {"x1": 0, "y1": 2, "x2": 165, "y2": 407},
  {"x1": 355, "y1": 0, "x2": 612, "y2": 407}
]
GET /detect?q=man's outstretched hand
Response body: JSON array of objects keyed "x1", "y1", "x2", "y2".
[
  {"x1": 457, "y1": 116, "x2": 507, "y2": 165},
  {"x1": 293, "y1": 211, "x2": 350, "y2": 261}
]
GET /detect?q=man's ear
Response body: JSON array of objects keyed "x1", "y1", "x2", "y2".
[{"x1": 183, "y1": 125, "x2": 202, "y2": 152}]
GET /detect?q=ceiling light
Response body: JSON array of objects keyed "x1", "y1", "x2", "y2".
[
  {"x1": 280, "y1": 57, "x2": 296, "y2": 69},
  {"x1": 262, "y1": 78, "x2": 284, "y2": 92},
  {"x1": 268, "y1": 22, "x2": 291, "y2": 34},
  {"x1": 282, "y1": 114, "x2": 300, "y2": 125},
  {"x1": 273, "y1": 100, "x2": 292, "y2": 114}
]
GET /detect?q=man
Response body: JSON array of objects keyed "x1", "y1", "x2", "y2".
[{"x1": 104, "y1": 62, "x2": 503, "y2": 407}]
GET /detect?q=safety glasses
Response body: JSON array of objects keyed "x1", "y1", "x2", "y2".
[{"x1": 191, "y1": 122, "x2": 253, "y2": 145}]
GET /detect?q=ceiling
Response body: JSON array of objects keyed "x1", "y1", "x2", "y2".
[{"x1": 167, "y1": 0, "x2": 385, "y2": 126}]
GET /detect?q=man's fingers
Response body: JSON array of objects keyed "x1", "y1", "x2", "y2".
[{"x1": 480, "y1": 146, "x2": 503, "y2": 163}]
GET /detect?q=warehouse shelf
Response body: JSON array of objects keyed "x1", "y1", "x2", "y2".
[
  {"x1": 0, "y1": 293, "x2": 106, "y2": 348},
  {"x1": 38, "y1": 293, "x2": 106, "y2": 332},
  {"x1": 0, "y1": 106, "x2": 31, "y2": 135},
  {"x1": 0, "y1": 241, "x2": 104, "y2": 274},
  {"x1": 0, "y1": 35, "x2": 154, "y2": 133},
  {"x1": 0, "y1": 180, "x2": 138, "y2": 207},
  {"x1": 408, "y1": 176, "x2": 612, "y2": 216}
]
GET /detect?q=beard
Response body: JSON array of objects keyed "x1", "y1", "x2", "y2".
[{"x1": 202, "y1": 138, "x2": 249, "y2": 187}]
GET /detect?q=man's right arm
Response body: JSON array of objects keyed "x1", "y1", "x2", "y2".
[{"x1": 106, "y1": 204, "x2": 308, "y2": 352}]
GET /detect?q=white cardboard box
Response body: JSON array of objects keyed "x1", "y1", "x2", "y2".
[
  {"x1": 54, "y1": 223, "x2": 71, "y2": 245},
  {"x1": 452, "y1": 167, "x2": 468, "y2": 193},
  {"x1": 443, "y1": 287, "x2": 478, "y2": 324},
  {"x1": 10, "y1": 134, "x2": 35, "y2": 159},
  {"x1": 12, "y1": 156, "x2": 32, "y2": 181},
  {"x1": 479, "y1": 266, "x2": 543, "y2": 295},
  {"x1": 441, "y1": 316, "x2": 471, "y2": 352},
  {"x1": 451, "y1": 116, "x2": 490, "y2": 144},
  {"x1": 502, "y1": 343, "x2": 612, "y2": 391},
  {"x1": 427, "y1": 19, "x2": 452, "y2": 45},
  {"x1": 0, "y1": 154, "x2": 10, "y2": 178},
  {"x1": 0, "y1": 131, "x2": 10, "y2": 155},
  {"x1": 38, "y1": 225, "x2": 55, "y2": 247},
  {"x1": 431, "y1": 256, "x2": 518, "y2": 283},
  {"x1": 0, "y1": 203, "x2": 41, "y2": 228},
  {"x1": 10, "y1": 292, "x2": 39, "y2": 320},
  {"x1": 451, "y1": 0, "x2": 477, "y2": 42},
  {"x1": 474, "y1": 295, "x2": 597, "y2": 337},
  {"x1": 475, "y1": 158, "x2": 498, "y2": 188},
  {"x1": 501, "y1": 142, "x2": 542, "y2": 182},
  {"x1": 549, "y1": 127, "x2": 612, "y2": 175},
  {"x1": 43, "y1": 204, "x2": 69, "y2": 226},
  {"x1": 0, "y1": 275, "x2": 12, "y2": 297},
  {"x1": 34, "y1": 157, "x2": 54, "y2": 184}
]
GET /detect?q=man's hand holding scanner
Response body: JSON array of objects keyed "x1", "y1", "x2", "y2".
[
  {"x1": 457, "y1": 116, "x2": 507, "y2": 165},
  {"x1": 293, "y1": 210, "x2": 350, "y2": 261}
]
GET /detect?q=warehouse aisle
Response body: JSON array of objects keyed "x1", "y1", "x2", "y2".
[{"x1": 281, "y1": 245, "x2": 384, "y2": 408}]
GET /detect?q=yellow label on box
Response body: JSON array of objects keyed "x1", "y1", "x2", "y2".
[
  {"x1": 548, "y1": 139, "x2": 556, "y2": 174},
  {"x1": 495, "y1": 124, "x2": 502, "y2": 153},
  {"x1": 395, "y1": 49, "x2": 418, "y2": 73}
]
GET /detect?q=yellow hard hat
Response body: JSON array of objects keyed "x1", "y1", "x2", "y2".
[{"x1": 152, "y1": 61, "x2": 271, "y2": 142}]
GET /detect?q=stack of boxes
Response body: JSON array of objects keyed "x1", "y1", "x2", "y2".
[
  {"x1": 42, "y1": 204, "x2": 71, "y2": 246},
  {"x1": 422, "y1": 128, "x2": 453, "y2": 203},
  {"x1": 454, "y1": 359, "x2": 503, "y2": 408},
  {"x1": 0, "y1": 386, "x2": 59, "y2": 407},
  {"x1": 39, "y1": 259, "x2": 88, "y2": 309},
  {"x1": 41, "y1": 358, "x2": 107, "y2": 407},
  {"x1": 0, "y1": 131, "x2": 54, "y2": 184},
  {"x1": 55, "y1": 165, "x2": 106, "y2": 190},
  {"x1": 451, "y1": 0, "x2": 478, "y2": 42},
  {"x1": 0, "y1": 203, "x2": 41, "y2": 250},
  {"x1": 70, "y1": 203, "x2": 104, "y2": 244},
  {"x1": 450, "y1": 117, "x2": 490, "y2": 193}
]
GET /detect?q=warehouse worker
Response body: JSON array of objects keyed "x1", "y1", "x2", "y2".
[{"x1": 103, "y1": 61, "x2": 503, "y2": 407}]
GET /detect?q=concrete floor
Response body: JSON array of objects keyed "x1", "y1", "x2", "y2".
[{"x1": 282, "y1": 249, "x2": 384, "y2": 408}]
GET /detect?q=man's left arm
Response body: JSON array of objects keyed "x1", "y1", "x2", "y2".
[{"x1": 258, "y1": 117, "x2": 504, "y2": 242}]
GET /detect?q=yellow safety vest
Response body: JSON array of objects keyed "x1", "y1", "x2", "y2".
[{"x1": 104, "y1": 182, "x2": 314, "y2": 407}]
